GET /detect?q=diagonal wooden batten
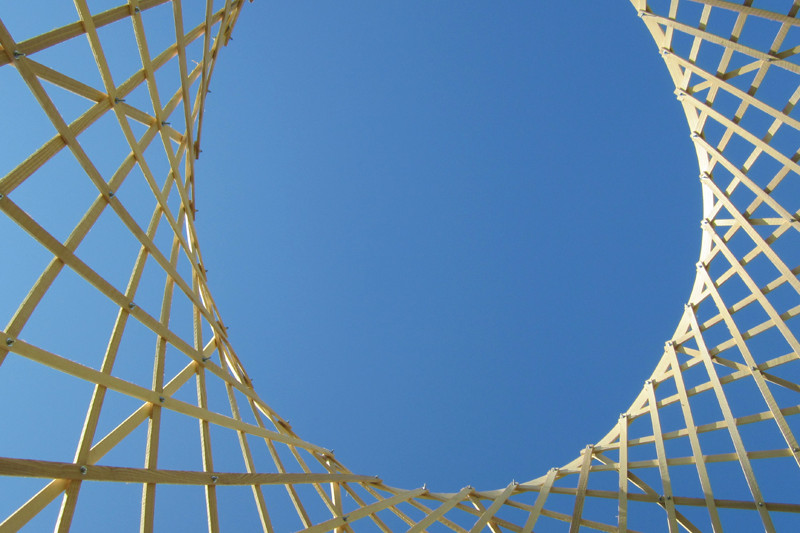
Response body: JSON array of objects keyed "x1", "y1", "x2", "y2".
[
  {"x1": 299, "y1": 489, "x2": 425, "y2": 533},
  {"x1": 466, "y1": 497, "x2": 502, "y2": 533},
  {"x1": 406, "y1": 487, "x2": 471, "y2": 533},
  {"x1": 691, "y1": 0, "x2": 800, "y2": 26},
  {"x1": 686, "y1": 308, "x2": 776, "y2": 531},
  {"x1": 665, "y1": 343, "x2": 723, "y2": 531},
  {"x1": 520, "y1": 467, "x2": 557, "y2": 533},
  {"x1": 224, "y1": 381, "x2": 274, "y2": 532},
  {"x1": 568, "y1": 446, "x2": 595, "y2": 533},
  {"x1": 0, "y1": 334, "x2": 331, "y2": 454},
  {"x1": 696, "y1": 255, "x2": 800, "y2": 465},
  {"x1": 0, "y1": 362, "x2": 196, "y2": 531},
  {"x1": 645, "y1": 380, "x2": 680, "y2": 532},
  {"x1": 466, "y1": 483, "x2": 515, "y2": 533}
]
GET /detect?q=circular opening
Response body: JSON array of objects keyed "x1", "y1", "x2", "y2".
[{"x1": 198, "y1": 2, "x2": 701, "y2": 490}]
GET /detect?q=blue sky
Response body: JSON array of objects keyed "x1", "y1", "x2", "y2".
[
  {"x1": 0, "y1": 1, "x2": 711, "y2": 530},
  {"x1": 196, "y1": 1, "x2": 701, "y2": 491}
]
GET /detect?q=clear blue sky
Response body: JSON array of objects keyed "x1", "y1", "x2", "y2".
[{"x1": 197, "y1": 1, "x2": 701, "y2": 491}]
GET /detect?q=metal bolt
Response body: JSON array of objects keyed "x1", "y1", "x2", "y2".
[
  {"x1": 5, "y1": 338, "x2": 14, "y2": 347},
  {"x1": 211, "y1": 475, "x2": 218, "y2": 483},
  {"x1": 134, "y1": 6, "x2": 140, "y2": 13},
  {"x1": 159, "y1": 396, "x2": 165, "y2": 403},
  {"x1": 661, "y1": 48, "x2": 670, "y2": 55},
  {"x1": 114, "y1": 97, "x2": 125, "y2": 104},
  {"x1": 0, "y1": 193, "x2": 4, "y2": 200},
  {"x1": 666, "y1": 495, "x2": 672, "y2": 500},
  {"x1": 667, "y1": 341, "x2": 674, "y2": 347},
  {"x1": 793, "y1": 446, "x2": 800, "y2": 453},
  {"x1": 342, "y1": 516, "x2": 348, "y2": 522},
  {"x1": 751, "y1": 366, "x2": 759, "y2": 372},
  {"x1": 80, "y1": 466, "x2": 87, "y2": 475},
  {"x1": 128, "y1": 302, "x2": 136, "y2": 309},
  {"x1": 13, "y1": 51, "x2": 24, "y2": 59},
  {"x1": 201, "y1": 356, "x2": 211, "y2": 362},
  {"x1": 758, "y1": 501, "x2": 764, "y2": 507},
  {"x1": 108, "y1": 191, "x2": 114, "y2": 198},
  {"x1": 161, "y1": 121, "x2": 170, "y2": 126}
]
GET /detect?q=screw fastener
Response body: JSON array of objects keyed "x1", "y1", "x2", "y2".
[
  {"x1": 79, "y1": 466, "x2": 87, "y2": 475},
  {"x1": 5, "y1": 338, "x2": 14, "y2": 347}
]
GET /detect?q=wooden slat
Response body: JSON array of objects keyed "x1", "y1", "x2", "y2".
[
  {"x1": 0, "y1": 457, "x2": 378, "y2": 486},
  {"x1": 568, "y1": 446, "x2": 594, "y2": 533},
  {"x1": 406, "y1": 487, "x2": 472, "y2": 533}
]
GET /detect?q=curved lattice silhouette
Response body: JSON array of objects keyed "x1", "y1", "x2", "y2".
[{"x1": 1, "y1": 1, "x2": 799, "y2": 531}]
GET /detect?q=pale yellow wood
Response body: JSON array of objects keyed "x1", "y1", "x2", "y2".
[
  {"x1": 665, "y1": 344, "x2": 723, "y2": 531},
  {"x1": 520, "y1": 468, "x2": 556, "y2": 533},
  {"x1": 302, "y1": 489, "x2": 425, "y2": 533},
  {"x1": 645, "y1": 381, "x2": 679, "y2": 532},
  {"x1": 568, "y1": 446, "x2": 594, "y2": 533},
  {"x1": 686, "y1": 309, "x2": 776, "y2": 531},
  {"x1": 0, "y1": 457, "x2": 378, "y2": 486},
  {"x1": 617, "y1": 414, "x2": 628, "y2": 533},
  {"x1": 406, "y1": 487, "x2": 471, "y2": 533}
]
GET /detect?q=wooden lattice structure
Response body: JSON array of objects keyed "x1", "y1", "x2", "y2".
[{"x1": 1, "y1": 0, "x2": 799, "y2": 531}]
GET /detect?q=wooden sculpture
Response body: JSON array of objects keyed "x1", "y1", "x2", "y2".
[{"x1": 0, "y1": 1, "x2": 798, "y2": 531}]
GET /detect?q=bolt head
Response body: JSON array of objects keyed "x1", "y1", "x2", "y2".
[
  {"x1": 5, "y1": 338, "x2": 14, "y2": 347},
  {"x1": 79, "y1": 466, "x2": 87, "y2": 474}
]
